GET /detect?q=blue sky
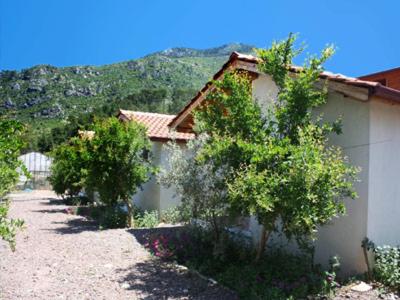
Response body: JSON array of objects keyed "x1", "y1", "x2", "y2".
[{"x1": 0, "y1": 0, "x2": 398, "y2": 76}]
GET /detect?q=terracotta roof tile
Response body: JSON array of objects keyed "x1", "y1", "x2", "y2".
[
  {"x1": 169, "y1": 52, "x2": 400, "y2": 129},
  {"x1": 117, "y1": 110, "x2": 194, "y2": 142}
]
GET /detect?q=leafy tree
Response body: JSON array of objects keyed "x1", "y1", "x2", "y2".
[
  {"x1": 86, "y1": 117, "x2": 153, "y2": 227},
  {"x1": 0, "y1": 119, "x2": 26, "y2": 250},
  {"x1": 159, "y1": 135, "x2": 230, "y2": 254},
  {"x1": 0, "y1": 120, "x2": 27, "y2": 196},
  {"x1": 48, "y1": 137, "x2": 89, "y2": 198},
  {"x1": 195, "y1": 35, "x2": 359, "y2": 261}
]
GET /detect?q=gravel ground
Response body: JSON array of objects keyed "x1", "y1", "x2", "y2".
[
  {"x1": 333, "y1": 285, "x2": 398, "y2": 300},
  {"x1": 0, "y1": 190, "x2": 237, "y2": 300}
]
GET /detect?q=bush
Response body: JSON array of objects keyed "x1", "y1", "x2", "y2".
[
  {"x1": 86, "y1": 117, "x2": 153, "y2": 228},
  {"x1": 144, "y1": 226, "x2": 340, "y2": 299},
  {"x1": 75, "y1": 205, "x2": 160, "y2": 229},
  {"x1": 49, "y1": 137, "x2": 88, "y2": 198},
  {"x1": 135, "y1": 210, "x2": 159, "y2": 228},
  {"x1": 0, "y1": 200, "x2": 24, "y2": 251},
  {"x1": 0, "y1": 119, "x2": 26, "y2": 250},
  {"x1": 160, "y1": 206, "x2": 187, "y2": 224},
  {"x1": 374, "y1": 245, "x2": 400, "y2": 291},
  {"x1": 78, "y1": 205, "x2": 128, "y2": 229},
  {"x1": 63, "y1": 195, "x2": 92, "y2": 206}
]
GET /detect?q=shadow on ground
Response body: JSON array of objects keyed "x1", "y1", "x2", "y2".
[
  {"x1": 128, "y1": 227, "x2": 185, "y2": 247},
  {"x1": 125, "y1": 227, "x2": 238, "y2": 299},
  {"x1": 41, "y1": 217, "x2": 100, "y2": 235},
  {"x1": 44, "y1": 198, "x2": 65, "y2": 205},
  {"x1": 115, "y1": 259, "x2": 237, "y2": 300},
  {"x1": 33, "y1": 208, "x2": 68, "y2": 214}
]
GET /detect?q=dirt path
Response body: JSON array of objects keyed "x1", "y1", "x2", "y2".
[{"x1": 0, "y1": 191, "x2": 236, "y2": 300}]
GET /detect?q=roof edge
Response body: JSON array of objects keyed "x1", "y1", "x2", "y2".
[{"x1": 168, "y1": 52, "x2": 400, "y2": 129}]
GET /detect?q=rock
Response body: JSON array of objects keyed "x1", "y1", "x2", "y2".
[
  {"x1": 27, "y1": 78, "x2": 48, "y2": 92},
  {"x1": 350, "y1": 281, "x2": 373, "y2": 293},
  {"x1": 11, "y1": 82, "x2": 21, "y2": 90},
  {"x1": 121, "y1": 282, "x2": 130, "y2": 289},
  {"x1": 4, "y1": 97, "x2": 15, "y2": 108}
]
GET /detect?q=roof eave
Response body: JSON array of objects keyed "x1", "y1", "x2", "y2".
[{"x1": 373, "y1": 85, "x2": 400, "y2": 103}]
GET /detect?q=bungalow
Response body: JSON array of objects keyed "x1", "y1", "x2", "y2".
[{"x1": 119, "y1": 52, "x2": 400, "y2": 275}]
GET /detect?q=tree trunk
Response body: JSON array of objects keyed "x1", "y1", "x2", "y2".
[
  {"x1": 125, "y1": 199, "x2": 135, "y2": 228},
  {"x1": 255, "y1": 226, "x2": 270, "y2": 262}
]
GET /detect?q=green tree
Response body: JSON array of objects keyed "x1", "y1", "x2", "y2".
[
  {"x1": 49, "y1": 137, "x2": 89, "y2": 198},
  {"x1": 0, "y1": 119, "x2": 26, "y2": 250},
  {"x1": 86, "y1": 117, "x2": 153, "y2": 227},
  {"x1": 195, "y1": 35, "x2": 358, "y2": 261},
  {"x1": 159, "y1": 135, "x2": 230, "y2": 254}
]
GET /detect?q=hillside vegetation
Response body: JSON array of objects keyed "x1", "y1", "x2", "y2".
[{"x1": 0, "y1": 43, "x2": 253, "y2": 150}]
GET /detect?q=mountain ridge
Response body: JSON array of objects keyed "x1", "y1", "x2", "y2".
[{"x1": 0, "y1": 43, "x2": 253, "y2": 148}]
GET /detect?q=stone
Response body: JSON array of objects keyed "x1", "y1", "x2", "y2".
[
  {"x1": 350, "y1": 281, "x2": 373, "y2": 293},
  {"x1": 4, "y1": 97, "x2": 15, "y2": 108},
  {"x1": 11, "y1": 82, "x2": 21, "y2": 90},
  {"x1": 121, "y1": 282, "x2": 130, "y2": 289}
]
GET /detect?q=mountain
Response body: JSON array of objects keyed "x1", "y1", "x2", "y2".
[
  {"x1": 0, "y1": 43, "x2": 253, "y2": 118},
  {"x1": 0, "y1": 43, "x2": 253, "y2": 147}
]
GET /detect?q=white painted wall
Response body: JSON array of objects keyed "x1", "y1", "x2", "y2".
[
  {"x1": 368, "y1": 99, "x2": 400, "y2": 246},
  {"x1": 313, "y1": 93, "x2": 370, "y2": 275},
  {"x1": 132, "y1": 72, "x2": 400, "y2": 276},
  {"x1": 133, "y1": 141, "x2": 183, "y2": 214},
  {"x1": 252, "y1": 73, "x2": 279, "y2": 116},
  {"x1": 133, "y1": 142, "x2": 161, "y2": 212},
  {"x1": 158, "y1": 143, "x2": 183, "y2": 212},
  {"x1": 252, "y1": 74, "x2": 371, "y2": 275}
]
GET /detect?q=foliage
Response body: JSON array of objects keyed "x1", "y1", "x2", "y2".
[
  {"x1": 63, "y1": 195, "x2": 92, "y2": 206},
  {"x1": 159, "y1": 136, "x2": 232, "y2": 252},
  {"x1": 144, "y1": 227, "x2": 341, "y2": 299},
  {"x1": 135, "y1": 210, "x2": 159, "y2": 228},
  {"x1": 0, "y1": 120, "x2": 27, "y2": 196},
  {"x1": 79, "y1": 205, "x2": 128, "y2": 229},
  {"x1": 0, "y1": 44, "x2": 253, "y2": 152},
  {"x1": 49, "y1": 116, "x2": 153, "y2": 227},
  {"x1": 194, "y1": 35, "x2": 359, "y2": 259},
  {"x1": 0, "y1": 119, "x2": 26, "y2": 250},
  {"x1": 160, "y1": 206, "x2": 187, "y2": 224},
  {"x1": 374, "y1": 245, "x2": 400, "y2": 291},
  {"x1": 48, "y1": 137, "x2": 89, "y2": 198},
  {"x1": 85, "y1": 117, "x2": 153, "y2": 227},
  {"x1": 0, "y1": 200, "x2": 24, "y2": 251}
]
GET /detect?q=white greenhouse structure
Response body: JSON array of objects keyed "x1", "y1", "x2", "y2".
[{"x1": 18, "y1": 152, "x2": 52, "y2": 190}]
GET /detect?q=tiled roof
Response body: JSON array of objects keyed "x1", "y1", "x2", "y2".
[
  {"x1": 117, "y1": 110, "x2": 194, "y2": 142},
  {"x1": 169, "y1": 52, "x2": 400, "y2": 129}
]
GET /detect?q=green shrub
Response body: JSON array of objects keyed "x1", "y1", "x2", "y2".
[
  {"x1": 0, "y1": 120, "x2": 26, "y2": 250},
  {"x1": 160, "y1": 207, "x2": 186, "y2": 224},
  {"x1": 82, "y1": 205, "x2": 128, "y2": 229},
  {"x1": 49, "y1": 137, "x2": 88, "y2": 198},
  {"x1": 136, "y1": 210, "x2": 159, "y2": 228},
  {"x1": 374, "y1": 245, "x2": 400, "y2": 291},
  {"x1": 0, "y1": 200, "x2": 24, "y2": 251},
  {"x1": 144, "y1": 226, "x2": 340, "y2": 299},
  {"x1": 63, "y1": 195, "x2": 92, "y2": 206},
  {"x1": 86, "y1": 117, "x2": 153, "y2": 228}
]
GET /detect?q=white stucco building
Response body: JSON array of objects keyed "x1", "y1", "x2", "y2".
[{"x1": 120, "y1": 52, "x2": 400, "y2": 275}]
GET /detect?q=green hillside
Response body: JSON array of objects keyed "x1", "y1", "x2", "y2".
[{"x1": 0, "y1": 43, "x2": 253, "y2": 149}]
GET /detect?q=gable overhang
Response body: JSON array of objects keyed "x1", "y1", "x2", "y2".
[{"x1": 168, "y1": 52, "x2": 400, "y2": 131}]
